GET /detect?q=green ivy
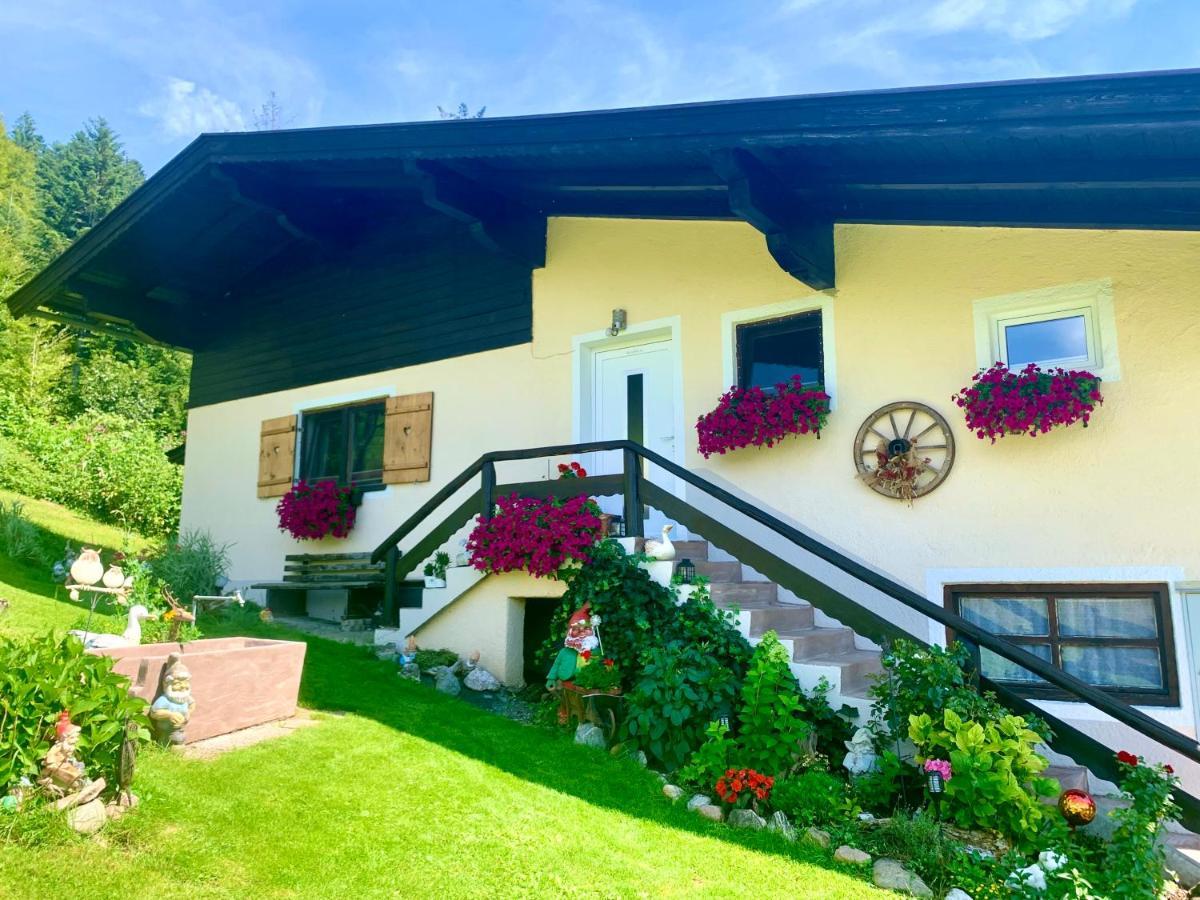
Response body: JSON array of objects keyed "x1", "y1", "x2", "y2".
[{"x1": 0, "y1": 634, "x2": 150, "y2": 795}]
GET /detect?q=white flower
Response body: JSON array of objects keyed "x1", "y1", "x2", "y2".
[
  {"x1": 590, "y1": 614, "x2": 602, "y2": 627},
  {"x1": 1007, "y1": 864, "x2": 1047, "y2": 892},
  {"x1": 1038, "y1": 850, "x2": 1067, "y2": 872}
]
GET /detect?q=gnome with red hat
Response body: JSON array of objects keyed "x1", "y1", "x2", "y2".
[
  {"x1": 39, "y1": 710, "x2": 90, "y2": 797},
  {"x1": 545, "y1": 603, "x2": 602, "y2": 689}
]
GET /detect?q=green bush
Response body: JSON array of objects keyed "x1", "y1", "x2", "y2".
[
  {"x1": 0, "y1": 499, "x2": 43, "y2": 564},
  {"x1": 735, "y1": 631, "x2": 812, "y2": 777},
  {"x1": 0, "y1": 633, "x2": 150, "y2": 795},
  {"x1": 414, "y1": 648, "x2": 459, "y2": 670},
  {"x1": 1104, "y1": 755, "x2": 1180, "y2": 900},
  {"x1": 771, "y1": 767, "x2": 858, "y2": 828},
  {"x1": 850, "y1": 748, "x2": 925, "y2": 815},
  {"x1": 678, "y1": 720, "x2": 735, "y2": 791},
  {"x1": 622, "y1": 641, "x2": 740, "y2": 771},
  {"x1": 909, "y1": 708, "x2": 1058, "y2": 844},
  {"x1": 150, "y1": 529, "x2": 230, "y2": 604}
]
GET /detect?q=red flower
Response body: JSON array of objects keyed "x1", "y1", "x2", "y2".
[
  {"x1": 1165, "y1": 765, "x2": 1175, "y2": 774},
  {"x1": 1116, "y1": 751, "x2": 1139, "y2": 766},
  {"x1": 603, "y1": 658, "x2": 615, "y2": 668},
  {"x1": 557, "y1": 463, "x2": 569, "y2": 473},
  {"x1": 580, "y1": 649, "x2": 592, "y2": 662}
]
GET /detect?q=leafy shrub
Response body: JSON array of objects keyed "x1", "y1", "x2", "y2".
[
  {"x1": 771, "y1": 767, "x2": 857, "y2": 828},
  {"x1": 622, "y1": 641, "x2": 740, "y2": 771},
  {"x1": 1104, "y1": 753, "x2": 1180, "y2": 900},
  {"x1": 871, "y1": 639, "x2": 1050, "y2": 741},
  {"x1": 150, "y1": 529, "x2": 230, "y2": 604},
  {"x1": 735, "y1": 631, "x2": 812, "y2": 777},
  {"x1": 796, "y1": 676, "x2": 858, "y2": 764},
  {"x1": 850, "y1": 748, "x2": 925, "y2": 815},
  {"x1": 678, "y1": 720, "x2": 735, "y2": 790},
  {"x1": 909, "y1": 708, "x2": 1058, "y2": 844},
  {"x1": 414, "y1": 648, "x2": 459, "y2": 670},
  {"x1": 0, "y1": 633, "x2": 149, "y2": 795},
  {"x1": 0, "y1": 499, "x2": 42, "y2": 564}
]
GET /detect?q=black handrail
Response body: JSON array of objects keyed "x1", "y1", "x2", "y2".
[{"x1": 372, "y1": 438, "x2": 1200, "y2": 768}]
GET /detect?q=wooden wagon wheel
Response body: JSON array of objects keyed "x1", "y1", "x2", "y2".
[{"x1": 853, "y1": 401, "x2": 955, "y2": 500}]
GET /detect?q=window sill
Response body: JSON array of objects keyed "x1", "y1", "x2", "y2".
[{"x1": 993, "y1": 683, "x2": 1178, "y2": 708}]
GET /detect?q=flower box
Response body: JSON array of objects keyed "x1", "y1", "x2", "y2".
[
  {"x1": 952, "y1": 362, "x2": 1102, "y2": 441},
  {"x1": 696, "y1": 375, "x2": 830, "y2": 458}
]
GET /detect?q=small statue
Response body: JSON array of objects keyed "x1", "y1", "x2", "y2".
[
  {"x1": 39, "y1": 711, "x2": 90, "y2": 797},
  {"x1": 150, "y1": 654, "x2": 196, "y2": 746},
  {"x1": 842, "y1": 726, "x2": 880, "y2": 776},
  {"x1": 545, "y1": 603, "x2": 600, "y2": 689}
]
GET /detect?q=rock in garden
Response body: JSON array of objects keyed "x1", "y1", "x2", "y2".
[
  {"x1": 574, "y1": 723, "x2": 606, "y2": 749},
  {"x1": 833, "y1": 845, "x2": 871, "y2": 865},
  {"x1": 399, "y1": 662, "x2": 420, "y2": 682},
  {"x1": 873, "y1": 859, "x2": 933, "y2": 897},
  {"x1": 464, "y1": 667, "x2": 501, "y2": 692},
  {"x1": 686, "y1": 794, "x2": 711, "y2": 812},
  {"x1": 66, "y1": 798, "x2": 107, "y2": 835},
  {"x1": 802, "y1": 827, "x2": 831, "y2": 850},
  {"x1": 662, "y1": 784, "x2": 684, "y2": 801},
  {"x1": 696, "y1": 804, "x2": 724, "y2": 822},
  {"x1": 728, "y1": 809, "x2": 766, "y2": 830},
  {"x1": 434, "y1": 669, "x2": 461, "y2": 696},
  {"x1": 767, "y1": 811, "x2": 796, "y2": 842},
  {"x1": 945, "y1": 890, "x2": 973, "y2": 900}
]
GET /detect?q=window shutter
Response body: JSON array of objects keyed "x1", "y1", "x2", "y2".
[
  {"x1": 258, "y1": 415, "x2": 297, "y2": 498},
  {"x1": 383, "y1": 392, "x2": 433, "y2": 484}
]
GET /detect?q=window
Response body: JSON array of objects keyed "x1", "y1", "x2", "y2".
[
  {"x1": 972, "y1": 280, "x2": 1120, "y2": 381},
  {"x1": 946, "y1": 583, "x2": 1178, "y2": 706},
  {"x1": 735, "y1": 310, "x2": 824, "y2": 390},
  {"x1": 298, "y1": 399, "x2": 386, "y2": 488}
]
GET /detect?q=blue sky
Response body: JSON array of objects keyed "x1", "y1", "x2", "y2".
[{"x1": 1, "y1": 0, "x2": 1196, "y2": 172}]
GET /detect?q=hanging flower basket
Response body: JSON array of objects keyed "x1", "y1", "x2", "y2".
[
  {"x1": 696, "y1": 375, "x2": 830, "y2": 458},
  {"x1": 952, "y1": 363, "x2": 1102, "y2": 442},
  {"x1": 466, "y1": 493, "x2": 603, "y2": 578},
  {"x1": 276, "y1": 480, "x2": 359, "y2": 541}
]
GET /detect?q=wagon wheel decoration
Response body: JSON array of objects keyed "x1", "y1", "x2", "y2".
[{"x1": 853, "y1": 402, "x2": 955, "y2": 502}]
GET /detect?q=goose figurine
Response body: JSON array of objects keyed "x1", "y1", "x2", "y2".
[
  {"x1": 69, "y1": 605, "x2": 155, "y2": 650},
  {"x1": 644, "y1": 523, "x2": 676, "y2": 561}
]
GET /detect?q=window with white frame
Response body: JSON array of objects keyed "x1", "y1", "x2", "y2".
[{"x1": 972, "y1": 280, "x2": 1120, "y2": 381}]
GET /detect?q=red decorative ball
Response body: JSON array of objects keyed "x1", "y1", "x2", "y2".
[{"x1": 1058, "y1": 788, "x2": 1097, "y2": 827}]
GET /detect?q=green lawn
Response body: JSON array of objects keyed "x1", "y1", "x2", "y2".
[{"x1": 0, "y1": 496, "x2": 895, "y2": 898}]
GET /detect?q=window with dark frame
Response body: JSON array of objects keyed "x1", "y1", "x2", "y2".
[
  {"x1": 945, "y1": 583, "x2": 1178, "y2": 706},
  {"x1": 735, "y1": 310, "x2": 824, "y2": 391},
  {"x1": 298, "y1": 399, "x2": 386, "y2": 488}
]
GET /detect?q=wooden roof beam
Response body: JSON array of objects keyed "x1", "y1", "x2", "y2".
[
  {"x1": 711, "y1": 148, "x2": 835, "y2": 291},
  {"x1": 404, "y1": 160, "x2": 546, "y2": 269},
  {"x1": 210, "y1": 166, "x2": 320, "y2": 244}
]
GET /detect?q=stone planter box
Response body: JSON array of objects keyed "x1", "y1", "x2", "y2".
[{"x1": 91, "y1": 637, "x2": 306, "y2": 744}]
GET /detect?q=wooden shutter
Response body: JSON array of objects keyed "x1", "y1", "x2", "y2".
[
  {"x1": 383, "y1": 392, "x2": 433, "y2": 484},
  {"x1": 257, "y1": 415, "x2": 297, "y2": 498}
]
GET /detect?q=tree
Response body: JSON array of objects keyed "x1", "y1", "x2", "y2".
[
  {"x1": 438, "y1": 103, "x2": 486, "y2": 120},
  {"x1": 38, "y1": 118, "x2": 144, "y2": 245},
  {"x1": 252, "y1": 91, "x2": 287, "y2": 131},
  {"x1": 10, "y1": 112, "x2": 45, "y2": 155}
]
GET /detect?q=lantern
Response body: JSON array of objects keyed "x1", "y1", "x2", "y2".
[
  {"x1": 1058, "y1": 789, "x2": 1097, "y2": 828},
  {"x1": 675, "y1": 558, "x2": 696, "y2": 584},
  {"x1": 608, "y1": 515, "x2": 625, "y2": 538},
  {"x1": 927, "y1": 771, "x2": 944, "y2": 794}
]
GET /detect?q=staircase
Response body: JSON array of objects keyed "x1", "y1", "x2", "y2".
[{"x1": 674, "y1": 538, "x2": 880, "y2": 718}]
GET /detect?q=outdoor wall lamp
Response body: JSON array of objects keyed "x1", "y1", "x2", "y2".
[{"x1": 608, "y1": 308, "x2": 627, "y2": 336}]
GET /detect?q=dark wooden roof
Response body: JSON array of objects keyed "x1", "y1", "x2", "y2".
[{"x1": 9, "y1": 68, "x2": 1200, "y2": 346}]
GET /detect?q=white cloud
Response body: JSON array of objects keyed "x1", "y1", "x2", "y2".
[{"x1": 139, "y1": 78, "x2": 246, "y2": 137}]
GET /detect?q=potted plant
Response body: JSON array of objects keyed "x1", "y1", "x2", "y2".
[
  {"x1": 276, "y1": 480, "x2": 359, "y2": 541},
  {"x1": 696, "y1": 375, "x2": 830, "y2": 458},
  {"x1": 952, "y1": 362, "x2": 1103, "y2": 441},
  {"x1": 423, "y1": 551, "x2": 450, "y2": 588}
]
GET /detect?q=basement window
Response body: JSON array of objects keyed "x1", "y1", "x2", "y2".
[
  {"x1": 735, "y1": 310, "x2": 824, "y2": 391},
  {"x1": 946, "y1": 583, "x2": 1178, "y2": 706},
  {"x1": 299, "y1": 399, "x2": 386, "y2": 488}
]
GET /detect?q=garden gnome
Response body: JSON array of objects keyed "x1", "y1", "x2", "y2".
[
  {"x1": 842, "y1": 726, "x2": 879, "y2": 776},
  {"x1": 150, "y1": 654, "x2": 196, "y2": 746},
  {"x1": 39, "y1": 711, "x2": 90, "y2": 797},
  {"x1": 545, "y1": 603, "x2": 599, "y2": 688}
]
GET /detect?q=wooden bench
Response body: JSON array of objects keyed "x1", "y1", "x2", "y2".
[{"x1": 251, "y1": 552, "x2": 420, "y2": 621}]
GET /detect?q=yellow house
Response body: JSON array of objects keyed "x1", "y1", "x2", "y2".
[{"x1": 9, "y1": 70, "x2": 1200, "y2": 819}]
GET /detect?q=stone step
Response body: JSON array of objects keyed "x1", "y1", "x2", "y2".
[
  {"x1": 787, "y1": 626, "x2": 855, "y2": 658},
  {"x1": 669, "y1": 540, "x2": 709, "y2": 560},
  {"x1": 711, "y1": 582, "x2": 778, "y2": 608},
  {"x1": 1043, "y1": 764, "x2": 1090, "y2": 793},
  {"x1": 799, "y1": 649, "x2": 883, "y2": 694},
  {"x1": 749, "y1": 604, "x2": 814, "y2": 635},
  {"x1": 693, "y1": 559, "x2": 742, "y2": 582}
]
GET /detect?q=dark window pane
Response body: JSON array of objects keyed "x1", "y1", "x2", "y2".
[
  {"x1": 737, "y1": 311, "x2": 823, "y2": 390},
  {"x1": 350, "y1": 404, "x2": 386, "y2": 484},
  {"x1": 1057, "y1": 596, "x2": 1158, "y2": 639},
  {"x1": 1061, "y1": 645, "x2": 1163, "y2": 691},
  {"x1": 981, "y1": 644, "x2": 1052, "y2": 684},
  {"x1": 301, "y1": 410, "x2": 347, "y2": 483},
  {"x1": 960, "y1": 596, "x2": 1049, "y2": 636},
  {"x1": 1004, "y1": 315, "x2": 1088, "y2": 365}
]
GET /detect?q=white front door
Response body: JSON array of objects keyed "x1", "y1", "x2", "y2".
[{"x1": 587, "y1": 339, "x2": 681, "y2": 537}]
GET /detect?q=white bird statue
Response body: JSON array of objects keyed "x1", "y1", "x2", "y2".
[
  {"x1": 69, "y1": 605, "x2": 155, "y2": 650},
  {"x1": 644, "y1": 523, "x2": 676, "y2": 561}
]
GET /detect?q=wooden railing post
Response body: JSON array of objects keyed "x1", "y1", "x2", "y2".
[
  {"x1": 480, "y1": 460, "x2": 496, "y2": 520},
  {"x1": 383, "y1": 545, "x2": 399, "y2": 627},
  {"x1": 622, "y1": 447, "x2": 643, "y2": 537}
]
